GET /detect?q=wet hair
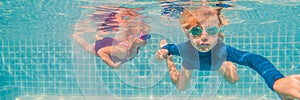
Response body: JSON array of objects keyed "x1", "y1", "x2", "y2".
[
  {"x1": 179, "y1": 6, "x2": 228, "y2": 30},
  {"x1": 115, "y1": 17, "x2": 150, "y2": 41},
  {"x1": 122, "y1": 18, "x2": 150, "y2": 35}
]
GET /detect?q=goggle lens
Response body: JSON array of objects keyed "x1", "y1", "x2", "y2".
[
  {"x1": 140, "y1": 34, "x2": 151, "y2": 41},
  {"x1": 189, "y1": 26, "x2": 221, "y2": 36}
]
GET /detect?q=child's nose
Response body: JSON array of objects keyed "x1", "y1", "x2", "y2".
[{"x1": 200, "y1": 32, "x2": 208, "y2": 42}]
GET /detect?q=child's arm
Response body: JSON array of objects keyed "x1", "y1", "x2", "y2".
[
  {"x1": 156, "y1": 41, "x2": 192, "y2": 90},
  {"x1": 226, "y1": 46, "x2": 300, "y2": 99},
  {"x1": 226, "y1": 46, "x2": 283, "y2": 91},
  {"x1": 98, "y1": 47, "x2": 122, "y2": 68},
  {"x1": 166, "y1": 55, "x2": 180, "y2": 84},
  {"x1": 166, "y1": 55, "x2": 193, "y2": 90}
]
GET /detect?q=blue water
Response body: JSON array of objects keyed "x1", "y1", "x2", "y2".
[{"x1": 0, "y1": 0, "x2": 300, "y2": 100}]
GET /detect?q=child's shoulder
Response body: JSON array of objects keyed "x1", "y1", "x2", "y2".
[{"x1": 177, "y1": 41, "x2": 193, "y2": 48}]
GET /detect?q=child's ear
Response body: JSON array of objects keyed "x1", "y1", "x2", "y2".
[
  {"x1": 219, "y1": 33, "x2": 225, "y2": 41},
  {"x1": 185, "y1": 33, "x2": 190, "y2": 38},
  {"x1": 182, "y1": 29, "x2": 190, "y2": 38},
  {"x1": 215, "y1": 7, "x2": 223, "y2": 13}
]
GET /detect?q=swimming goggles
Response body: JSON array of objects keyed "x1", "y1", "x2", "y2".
[
  {"x1": 188, "y1": 26, "x2": 223, "y2": 36},
  {"x1": 139, "y1": 33, "x2": 151, "y2": 41}
]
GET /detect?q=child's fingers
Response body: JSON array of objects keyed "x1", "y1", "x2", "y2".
[
  {"x1": 155, "y1": 51, "x2": 164, "y2": 60},
  {"x1": 156, "y1": 49, "x2": 168, "y2": 61}
]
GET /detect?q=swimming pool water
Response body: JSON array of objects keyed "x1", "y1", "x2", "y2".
[{"x1": 0, "y1": 0, "x2": 299, "y2": 100}]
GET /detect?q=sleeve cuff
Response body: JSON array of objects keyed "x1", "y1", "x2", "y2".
[{"x1": 263, "y1": 70, "x2": 284, "y2": 91}]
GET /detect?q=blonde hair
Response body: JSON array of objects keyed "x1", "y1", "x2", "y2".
[
  {"x1": 115, "y1": 18, "x2": 150, "y2": 41},
  {"x1": 122, "y1": 18, "x2": 149, "y2": 34},
  {"x1": 179, "y1": 6, "x2": 228, "y2": 30},
  {"x1": 179, "y1": 6, "x2": 228, "y2": 41}
]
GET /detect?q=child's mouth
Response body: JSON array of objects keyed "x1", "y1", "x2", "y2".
[{"x1": 198, "y1": 43, "x2": 210, "y2": 47}]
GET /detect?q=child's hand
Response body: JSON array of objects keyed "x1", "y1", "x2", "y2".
[
  {"x1": 273, "y1": 75, "x2": 300, "y2": 99},
  {"x1": 112, "y1": 61, "x2": 122, "y2": 68},
  {"x1": 156, "y1": 40, "x2": 169, "y2": 61},
  {"x1": 156, "y1": 49, "x2": 169, "y2": 61}
]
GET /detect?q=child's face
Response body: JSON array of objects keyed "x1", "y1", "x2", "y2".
[
  {"x1": 135, "y1": 37, "x2": 148, "y2": 47},
  {"x1": 185, "y1": 17, "x2": 221, "y2": 52}
]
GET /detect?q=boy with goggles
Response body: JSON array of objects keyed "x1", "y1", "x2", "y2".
[{"x1": 155, "y1": 6, "x2": 300, "y2": 99}]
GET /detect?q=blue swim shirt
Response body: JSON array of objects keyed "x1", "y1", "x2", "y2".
[{"x1": 162, "y1": 41, "x2": 284, "y2": 91}]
